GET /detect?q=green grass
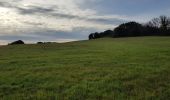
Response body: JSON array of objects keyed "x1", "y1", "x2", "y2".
[{"x1": 0, "y1": 37, "x2": 170, "y2": 100}]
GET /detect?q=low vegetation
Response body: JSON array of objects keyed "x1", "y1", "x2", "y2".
[{"x1": 0, "y1": 37, "x2": 170, "y2": 100}]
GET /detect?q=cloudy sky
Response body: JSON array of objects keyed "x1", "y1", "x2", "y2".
[{"x1": 0, "y1": 0, "x2": 170, "y2": 45}]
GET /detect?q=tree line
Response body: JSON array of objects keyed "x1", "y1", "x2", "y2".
[{"x1": 89, "y1": 16, "x2": 170, "y2": 40}]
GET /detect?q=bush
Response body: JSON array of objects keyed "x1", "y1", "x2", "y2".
[
  {"x1": 37, "y1": 42, "x2": 44, "y2": 44},
  {"x1": 9, "y1": 40, "x2": 25, "y2": 45}
]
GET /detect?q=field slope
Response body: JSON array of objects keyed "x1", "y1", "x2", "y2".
[{"x1": 0, "y1": 37, "x2": 170, "y2": 100}]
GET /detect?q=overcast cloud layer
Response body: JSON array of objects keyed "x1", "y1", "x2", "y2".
[{"x1": 0, "y1": 0, "x2": 170, "y2": 44}]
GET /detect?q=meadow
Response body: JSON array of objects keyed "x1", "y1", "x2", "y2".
[{"x1": 0, "y1": 37, "x2": 170, "y2": 100}]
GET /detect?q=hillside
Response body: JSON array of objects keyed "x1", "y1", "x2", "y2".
[{"x1": 0, "y1": 37, "x2": 170, "y2": 100}]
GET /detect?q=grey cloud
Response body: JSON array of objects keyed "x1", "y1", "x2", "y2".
[
  {"x1": 33, "y1": 27, "x2": 92, "y2": 39},
  {"x1": 18, "y1": 5, "x2": 55, "y2": 14},
  {"x1": 0, "y1": 26, "x2": 98, "y2": 43},
  {"x1": 88, "y1": 17, "x2": 127, "y2": 25},
  {"x1": 0, "y1": 1, "x2": 126, "y2": 25},
  {"x1": 0, "y1": 1, "x2": 54, "y2": 14},
  {"x1": 0, "y1": 1, "x2": 13, "y2": 8},
  {"x1": 0, "y1": 35, "x2": 38, "y2": 41},
  {"x1": 0, "y1": 30, "x2": 86, "y2": 43},
  {"x1": 0, "y1": 0, "x2": 126, "y2": 44},
  {"x1": 22, "y1": 21, "x2": 44, "y2": 26}
]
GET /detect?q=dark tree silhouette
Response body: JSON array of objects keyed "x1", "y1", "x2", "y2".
[
  {"x1": 89, "y1": 33, "x2": 94, "y2": 40},
  {"x1": 88, "y1": 15, "x2": 170, "y2": 39},
  {"x1": 147, "y1": 18, "x2": 160, "y2": 28},
  {"x1": 160, "y1": 16, "x2": 170, "y2": 30},
  {"x1": 89, "y1": 30, "x2": 114, "y2": 40},
  {"x1": 146, "y1": 16, "x2": 170, "y2": 35},
  {"x1": 101, "y1": 30, "x2": 114, "y2": 37},
  {"x1": 94, "y1": 32, "x2": 101, "y2": 38},
  {"x1": 37, "y1": 42, "x2": 43, "y2": 44},
  {"x1": 9, "y1": 40, "x2": 25, "y2": 45},
  {"x1": 114, "y1": 22, "x2": 144, "y2": 37}
]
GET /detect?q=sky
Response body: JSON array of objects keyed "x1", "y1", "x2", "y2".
[{"x1": 0, "y1": 0, "x2": 170, "y2": 45}]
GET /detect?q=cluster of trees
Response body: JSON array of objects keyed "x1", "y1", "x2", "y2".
[{"x1": 89, "y1": 16, "x2": 170, "y2": 39}]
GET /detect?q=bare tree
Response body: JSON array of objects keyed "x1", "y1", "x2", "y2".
[
  {"x1": 146, "y1": 15, "x2": 170, "y2": 30},
  {"x1": 167, "y1": 17, "x2": 170, "y2": 29},
  {"x1": 159, "y1": 16, "x2": 170, "y2": 30},
  {"x1": 146, "y1": 18, "x2": 160, "y2": 28}
]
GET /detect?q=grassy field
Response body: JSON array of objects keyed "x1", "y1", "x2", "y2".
[{"x1": 0, "y1": 37, "x2": 170, "y2": 100}]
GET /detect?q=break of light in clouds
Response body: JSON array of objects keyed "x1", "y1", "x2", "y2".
[{"x1": 0, "y1": 0, "x2": 170, "y2": 45}]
